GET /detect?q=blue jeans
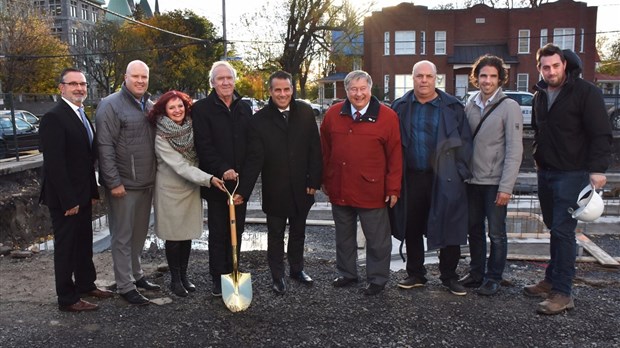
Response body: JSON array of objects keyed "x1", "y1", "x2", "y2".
[
  {"x1": 467, "y1": 184, "x2": 507, "y2": 282},
  {"x1": 537, "y1": 169, "x2": 589, "y2": 296}
]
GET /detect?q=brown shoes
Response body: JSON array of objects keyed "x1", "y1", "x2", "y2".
[
  {"x1": 59, "y1": 299, "x2": 99, "y2": 312},
  {"x1": 537, "y1": 292, "x2": 575, "y2": 315},
  {"x1": 82, "y1": 288, "x2": 114, "y2": 299},
  {"x1": 523, "y1": 279, "x2": 552, "y2": 298}
]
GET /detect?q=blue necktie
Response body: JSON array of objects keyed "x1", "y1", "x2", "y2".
[{"x1": 78, "y1": 107, "x2": 93, "y2": 146}]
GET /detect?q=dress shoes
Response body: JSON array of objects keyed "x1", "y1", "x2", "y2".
[
  {"x1": 397, "y1": 276, "x2": 427, "y2": 289},
  {"x1": 120, "y1": 289, "x2": 150, "y2": 305},
  {"x1": 59, "y1": 299, "x2": 99, "y2": 312},
  {"x1": 272, "y1": 278, "x2": 287, "y2": 295},
  {"x1": 290, "y1": 271, "x2": 313, "y2": 285},
  {"x1": 332, "y1": 276, "x2": 359, "y2": 288},
  {"x1": 458, "y1": 273, "x2": 483, "y2": 288},
  {"x1": 135, "y1": 277, "x2": 161, "y2": 291},
  {"x1": 363, "y1": 283, "x2": 385, "y2": 296},
  {"x1": 81, "y1": 288, "x2": 114, "y2": 299},
  {"x1": 212, "y1": 278, "x2": 222, "y2": 297},
  {"x1": 476, "y1": 279, "x2": 501, "y2": 296}
]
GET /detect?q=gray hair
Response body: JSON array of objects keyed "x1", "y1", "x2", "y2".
[
  {"x1": 344, "y1": 70, "x2": 373, "y2": 91},
  {"x1": 209, "y1": 61, "x2": 237, "y2": 87},
  {"x1": 412, "y1": 60, "x2": 437, "y2": 75}
]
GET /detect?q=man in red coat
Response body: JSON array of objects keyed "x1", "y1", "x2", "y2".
[{"x1": 320, "y1": 70, "x2": 402, "y2": 296}]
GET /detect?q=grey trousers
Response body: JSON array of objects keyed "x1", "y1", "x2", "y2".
[
  {"x1": 106, "y1": 188, "x2": 153, "y2": 294},
  {"x1": 332, "y1": 204, "x2": 392, "y2": 286}
]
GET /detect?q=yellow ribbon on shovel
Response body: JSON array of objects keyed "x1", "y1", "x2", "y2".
[{"x1": 221, "y1": 176, "x2": 252, "y2": 312}]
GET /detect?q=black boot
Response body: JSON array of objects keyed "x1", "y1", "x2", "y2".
[
  {"x1": 165, "y1": 241, "x2": 188, "y2": 297},
  {"x1": 180, "y1": 240, "x2": 196, "y2": 292}
]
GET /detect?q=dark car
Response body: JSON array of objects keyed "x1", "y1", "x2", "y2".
[
  {"x1": 609, "y1": 106, "x2": 620, "y2": 131},
  {"x1": 0, "y1": 110, "x2": 40, "y2": 128},
  {"x1": 0, "y1": 115, "x2": 40, "y2": 158}
]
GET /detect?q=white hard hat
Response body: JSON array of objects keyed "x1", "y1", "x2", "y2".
[{"x1": 569, "y1": 184, "x2": 604, "y2": 222}]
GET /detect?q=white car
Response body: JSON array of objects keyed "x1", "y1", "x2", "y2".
[
  {"x1": 296, "y1": 99, "x2": 322, "y2": 116},
  {"x1": 462, "y1": 90, "x2": 534, "y2": 128}
]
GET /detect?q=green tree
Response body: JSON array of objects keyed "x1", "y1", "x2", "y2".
[
  {"x1": 597, "y1": 35, "x2": 620, "y2": 76},
  {"x1": 0, "y1": 0, "x2": 71, "y2": 94}
]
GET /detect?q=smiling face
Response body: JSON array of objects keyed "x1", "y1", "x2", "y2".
[
  {"x1": 212, "y1": 65, "x2": 235, "y2": 101},
  {"x1": 478, "y1": 65, "x2": 500, "y2": 101},
  {"x1": 346, "y1": 77, "x2": 371, "y2": 111},
  {"x1": 269, "y1": 77, "x2": 293, "y2": 110},
  {"x1": 124, "y1": 61, "x2": 149, "y2": 99},
  {"x1": 538, "y1": 53, "x2": 567, "y2": 90},
  {"x1": 59, "y1": 71, "x2": 88, "y2": 107},
  {"x1": 165, "y1": 97, "x2": 185, "y2": 125}
]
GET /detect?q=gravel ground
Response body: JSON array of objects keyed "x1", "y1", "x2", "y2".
[{"x1": 1, "y1": 223, "x2": 619, "y2": 348}]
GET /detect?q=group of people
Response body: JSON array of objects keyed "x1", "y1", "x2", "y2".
[{"x1": 39, "y1": 43, "x2": 612, "y2": 316}]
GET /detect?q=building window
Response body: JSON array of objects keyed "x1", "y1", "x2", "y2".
[
  {"x1": 384, "y1": 75, "x2": 390, "y2": 97},
  {"x1": 435, "y1": 31, "x2": 446, "y2": 55},
  {"x1": 580, "y1": 28, "x2": 585, "y2": 53},
  {"x1": 436, "y1": 74, "x2": 446, "y2": 91},
  {"x1": 70, "y1": 1, "x2": 77, "y2": 17},
  {"x1": 394, "y1": 74, "x2": 413, "y2": 100},
  {"x1": 517, "y1": 74, "x2": 529, "y2": 91},
  {"x1": 92, "y1": 11, "x2": 98, "y2": 22},
  {"x1": 49, "y1": 0, "x2": 62, "y2": 16},
  {"x1": 352, "y1": 58, "x2": 361, "y2": 71},
  {"x1": 51, "y1": 27, "x2": 62, "y2": 39},
  {"x1": 420, "y1": 31, "x2": 426, "y2": 55},
  {"x1": 518, "y1": 30, "x2": 530, "y2": 54},
  {"x1": 553, "y1": 28, "x2": 575, "y2": 51},
  {"x1": 70, "y1": 28, "x2": 78, "y2": 46},
  {"x1": 384, "y1": 32, "x2": 390, "y2": 56},
  {"x1": 395, "y1": 31, "x2": 415, "y2": 55},
  {"x1": 82, "y1": 6, "x2": 89, "y2": 21},
  {"x1": 540, "y1": 29, "x2": 548, "y2": 48},
  {"x1": 82, "y1": 31, "x2": 89, "y2": 46}
]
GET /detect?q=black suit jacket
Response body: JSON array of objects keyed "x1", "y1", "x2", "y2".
[
  {"x1": 238, "y1": 99, "x2": 322, "y2": 217},
  {"x1": 39, "y1": 99, "x2": 99, "y2": 210}
]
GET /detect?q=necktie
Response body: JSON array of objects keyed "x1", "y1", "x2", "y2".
[
  {"x1": 78, "y1": 107, "x2": 93, "y2": 145},
  {"x1": 282, "y1": 110, "x2": 289, "y2": 124},
  {"x1": 354, "y1": 111, "x2": 361, "y2": 121}
]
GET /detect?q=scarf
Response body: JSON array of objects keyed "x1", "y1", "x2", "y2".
[{"x1": 156, "y1": 115, "x2": 198, "y2": 164}]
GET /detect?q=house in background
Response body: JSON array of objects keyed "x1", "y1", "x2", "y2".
[{"x1": 363, "y1": 0, "x2": 599, "y2": 100}]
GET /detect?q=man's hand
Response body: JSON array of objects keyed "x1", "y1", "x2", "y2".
[
  {"x1": 306, "y1": 187, "x2": 316, "y2": 195},
  {"x1": 590, "y1": 173, "x2": 607, "y2": 190},
  {"x1": 64, "y1": 205, "x2": 79, "y2": 216},
  {"x1": 233, "y1": 194, "x2": 244, "y2": 205},
  {"x1": 385, "y1": 195, "x2": 398, "y2": 208},
  {"x1": 222, "y1": 169, "x2": 238, "y2": 181},
  {"x1": 495, "y1": 192, "x2": 511, "y2": 206},
  {"x1": 111, "y1": 184, "x2": 126, "y2": 198}
]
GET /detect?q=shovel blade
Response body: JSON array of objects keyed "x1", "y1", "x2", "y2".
[{"x1": 221, "y1": 272, "x2": 252, "y2": 312}]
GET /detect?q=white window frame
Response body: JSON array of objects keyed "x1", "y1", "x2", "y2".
[
  {"x1": 436, "y1": 74, "x2": 446, "y2": 91},
  {"x1": 435, "y1": 31, "x2": 446, "y2": 55},
  {"x1": 580, "y1": 28, "x2": 585, "y2": 53},
  {"x1": 70, "y1": 1, "x2": 77, "y2": 17},
  {"x1": 420, "y1": 31, "x2": 426, "y2": 55},
  {"x1": 517, "y1": 74, "x2": 529, "y2": 92},
  {"x1": 553, "y1": 28, "x2": 575, "y2": 51},
  {"x1": 394, "y1": 74, "x2": 413, "y2": 100},
  {"x1": 384, "y1": 75, "x2": 390, "y2": 96},
  {"x1": 540, "y1": 29, "x2": 548, "y2": 48},
  {"x1": 518, "y1": 29, "x2": 530, "y2": 54},
  {"x1": 81, "y1": 7, "x2": 88, "y2": 21},
  {"x1": 395, "y1": 31, "x2": 415, "y2": 55},
  {"x1": 70, "y1": 28, "x2": 78, "y2": 46},
  {"x1": 384, "y1": 32, "x2": 390, "y2": 56}
]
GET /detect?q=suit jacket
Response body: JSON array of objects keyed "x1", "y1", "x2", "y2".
[
  {"x1": 40, "y1": 99, "x2": 99, "y2": 210},
  {"x1": 239, "y1": 99, "x2": 322, "y2": 217}
]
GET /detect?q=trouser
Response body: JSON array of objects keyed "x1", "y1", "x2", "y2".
[
  {"x1": 266, "y1": 206, "x2": 310, "y2": 279},
  {"x1": 50, "y1": 202, "x2": 96, "y2": 306},
  {"x1": 537, "y1": 169, "x2": 589, "y2": 296},
  {"x1": 206, "y1": 199, "x2": 247, "y2": 281},
  {"x1": 107, "y1": 188, "x2": 153, "y2": 294},
  {"x1": 332, "y1": 204, "x2": 392, "y2": 286}
]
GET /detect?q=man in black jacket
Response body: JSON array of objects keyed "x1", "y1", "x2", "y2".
[
  {"x1": 40, "y1": 68, "x2": 113, "y2": 312},
  {"x1": 237, "y1": 71, "x2": 322, "y2": 294},
  {"x1": 192, "y1": 61, "x2": 252, "y2": 297},
  {"x1": 524, "y1": 44, "x2": 612, "y2": 315}
]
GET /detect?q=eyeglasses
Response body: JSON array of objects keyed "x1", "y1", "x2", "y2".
[
  {"x1": 61, "y1": 82, "x2": 88, "y2": 87},
  {"x1": 347, "y1": 86, "x2": 369, "y2": 94}
]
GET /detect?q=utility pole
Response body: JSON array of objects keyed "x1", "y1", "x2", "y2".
[{"x1": 222, "y1": 0, "x2": 227, "y2": 60}]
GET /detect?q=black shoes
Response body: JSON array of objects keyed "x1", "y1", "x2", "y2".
[
  {"x1": 212, "y1": 278, "x2": 222, "y2": 297},
  {"x1": 170, "y1": 282, "x2": 188, "y2": 297},
  {"x1": 363, "y1": 283, "x2": 385, "y2": 296},
  {"x1": 458, "y1": 274, "x2": 483, "y2": 288},
  {"x1": 181, "y1": 277, "x2": 196, "y2": 292},
  {"x1": 290, "y1": 271, "x2": 313, "y2": 285},
  {"x1": 476, "y1": 279, "x2": 501, "y2": 296},
  {"x1": 135, "y1": 278, "x2": 161, "y2": 291},
  {"x1": 272, "y1": 278, "x2": 287, "y2": 295},
  {"x1": 397, "y1": 276, "x2": 427, "y2": 289},
  {"x1": 332, "y1": 276, "x2": 359, "y2": 288},
  {"x1": 121, "y1": 289, "x2": 150, "y2": 305},
  {"x1": 443, "y1": 278, "x2": 467, "y2": 296}
]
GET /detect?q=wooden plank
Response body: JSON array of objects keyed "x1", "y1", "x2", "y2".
[{"x1": 576, "y1": 233, "x2": 620, "y2": 267}]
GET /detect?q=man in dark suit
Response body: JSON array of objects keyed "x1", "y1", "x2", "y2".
[
  {"x1": 238, "y1": 70, "x2": 322, "y2": 294},
  {"x1": 40, "y1": 68, "x2": 113, "y2": 312}
]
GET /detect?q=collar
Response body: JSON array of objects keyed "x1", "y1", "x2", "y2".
[
  {"x1": 350, "y1": 103, "x2": 369, "y2": 116},
  {"x1": 474, "y1": 88, "x2": 501, "y2": 109}
]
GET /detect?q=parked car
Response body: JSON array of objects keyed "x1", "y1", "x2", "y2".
[
  {"x1": 296, "y1": 99, "x2": 322, "y2": 116},
  {"x1": 609, "y1": 105, "x2": 620, "y2": 131},
  {"x1": 241, "y1": 97, "x2": 263, "y2": 114},
  {"x1": 0, "y1": 110, "x2": 40, "y2": 128},
  {"x1": 0, "y1": 115, "x2": 40, "y2": 158},
  {"x1": 461, "y1": 90, "x2": 534, "y2": 128}
]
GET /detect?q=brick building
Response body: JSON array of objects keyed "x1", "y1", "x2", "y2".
[{"x1": 363, "y1": 0, "x2": 599, "y2": 101}]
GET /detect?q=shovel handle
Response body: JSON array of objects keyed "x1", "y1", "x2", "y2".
[{"x1": 223, "y1": 176, "x2": 240, "y2": 272}]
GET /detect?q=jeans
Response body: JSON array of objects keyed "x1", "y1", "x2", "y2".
[
  {"x1": 467, "y1": 184, "x2": 507, "y2": 282},
  {"x1": 537, "y1": 169, "x2": 589, "y2": 296}
]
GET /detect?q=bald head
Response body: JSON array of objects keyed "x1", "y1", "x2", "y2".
[{"x1": 124, "y1": 60, "x2": 150, "y2": 99}]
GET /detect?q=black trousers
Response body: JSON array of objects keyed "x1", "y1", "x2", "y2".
[
  {"x1": 206, "y1": 199, "x2": 247, "y2": 280},
  {"x1": 49, "y1": 203, "x2": 96, "y2": 306},
  {"x1": 405, "y1": 171, "x2": 461, "y2": 282},
  {"x1": 266, "y1": 206, "x2": 310, "y2": 279}
]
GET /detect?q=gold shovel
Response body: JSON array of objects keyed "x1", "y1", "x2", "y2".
[{"x1": 221, "y1": 176, "x2": 252, "y2": 312}]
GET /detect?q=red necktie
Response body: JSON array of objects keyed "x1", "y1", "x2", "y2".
[{"x1": 354, "y1": 111, "x2": 361, "y2": 121}]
